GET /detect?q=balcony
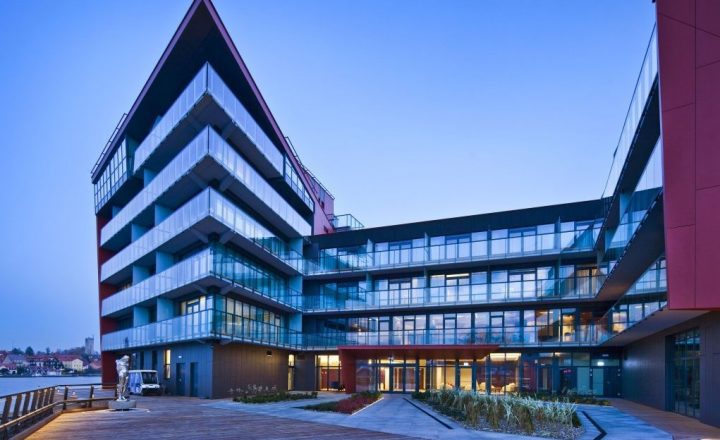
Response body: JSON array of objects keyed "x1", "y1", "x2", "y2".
[
  {"x1": 596, "y1": 140, "x2": 664, "y2": 302},
  {"x1": 329, "y1": 214, "x2": 364, "y2": 231},
  {"x1": 102, "y1": 310, "x2": 302, "y2": 351},
  {"x1": 303, "y1": 326, "x2": 606, "y2": 351},
  {"x1": 303, "y1": 275, "x2": 605, "y2": 313},
  {"x1": 102, "y1": 126, "x2": 311, "y2": 251},
  {"x1": 305, "y1": 226, "x2": 597, "y2": 278},
  {"x1": 100, "y1": 187, "x2": 303, "y2": 284},
  {"x1": 128, "y1": 63, "x2": 313, "y2": 214}
]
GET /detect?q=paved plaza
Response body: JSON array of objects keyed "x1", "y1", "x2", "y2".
[{"x1": 28, "y1": 393, "x2": 720, "y2": 440}]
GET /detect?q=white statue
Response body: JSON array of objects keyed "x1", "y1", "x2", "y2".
[{"x1": 116, "y1": 355, "x2": 130, "y2": 401}]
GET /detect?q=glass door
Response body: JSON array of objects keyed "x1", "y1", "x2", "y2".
[
  {"x1": 378, "y1": 365, "x2": 391, "y2": 391},
  {"x1": 405, "y1": 364, "x2": 417, "y2": 392},
  {"x1": 392, "y1": 366, "x2": 405, "y2": 392}
]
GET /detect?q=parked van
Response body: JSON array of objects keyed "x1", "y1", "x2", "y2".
[{"x1": 128, "y1": 370, "x2": 161, "y2": 395}]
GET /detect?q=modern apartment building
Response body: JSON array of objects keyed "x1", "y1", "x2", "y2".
[{"x1": 92, "y1": 0, "x2": 720, "y2": 427}]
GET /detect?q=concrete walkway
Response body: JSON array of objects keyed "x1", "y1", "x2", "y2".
[
  {"x1": 207, "y1": 393, "x2": 543, "y2": 439},
  {"x1": 580, "y1": 403, "x2": 672, "y2": 439},
  {"x1": 607, "y1": 399, "x2": 720, "y2": 440}
]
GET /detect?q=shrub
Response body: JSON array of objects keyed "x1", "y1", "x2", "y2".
[
  {"x1": 230, "y1": 384, "x2": 318, "y2": 403},
  {"x1": 417, "y1": 389, "x2": 579, "y2": 436}
]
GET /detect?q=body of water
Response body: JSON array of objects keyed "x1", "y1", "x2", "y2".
[{"x1": 0, "y1": 376, "x2": 102, "y2": 396}]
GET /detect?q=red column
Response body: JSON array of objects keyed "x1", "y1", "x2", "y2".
[
  {"x1": 339, "y1": 351, "x2": 356, "y2": 394},
  {"x1": 657, "y1": 0, "x2": 720, "y2": 310}
]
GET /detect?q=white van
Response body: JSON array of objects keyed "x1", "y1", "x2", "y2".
[{"x1": 128, "y1": 370, "x2": 161, "y2": 395}]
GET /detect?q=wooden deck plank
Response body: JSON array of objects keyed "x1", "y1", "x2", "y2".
[{"x1": 28, "y1": 396, "x2": 417, "y2": 439}]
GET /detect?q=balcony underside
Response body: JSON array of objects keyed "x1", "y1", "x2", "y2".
[
  {"x1": 596, "y1": 198, "x2": 664, "y2": 302},
  {"x1": 102, "y1": 211, "x2": 299, "y2": 286},
  {"x1": 303, "y1": 297, "x2": 614, "y2": 317},
  {"x1": 104, "y1": 149, "x2": 305, "y2": 253},
  {"x1": 600, "y1": 308, "x2": 707, "y2": 347},
  {"x1": 102, "y1": 273, "x2": 301, "y2": 319},
  {"x1": 305, "y1": 250, "x2": 597, "y2": 281}
]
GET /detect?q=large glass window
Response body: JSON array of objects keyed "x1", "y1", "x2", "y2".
[
  {"x1": 316, "y1": 355, "x2": 342, "y2": 391},
  {"x1": 673, "y1": 328, "x2": 700, "y2": 418}
]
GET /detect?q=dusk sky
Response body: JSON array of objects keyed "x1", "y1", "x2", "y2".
[{"x1": 0, "y1": 0, "x2": 656, "y2": 350}]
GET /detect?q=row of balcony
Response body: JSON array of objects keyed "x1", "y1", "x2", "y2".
[
  {"x1": 102, "y1": 124, "x2": 311, "y2": 254},
  {"x1": 129, "y1": 63, "x2": 313, "y2": 212},
  {"x1": 101, "y1": 310, "x2": 615, "y2": 352},
  {"x1": 100, "y1": 185, "x2": 304, "y2": 284},
  {"x1": 305, "y1": 230, "x2": 596, "y2": 276}
]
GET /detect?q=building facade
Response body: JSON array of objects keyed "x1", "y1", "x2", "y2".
[{"x1": 92, "y1": 0, "x2": 720, "y2": 427}]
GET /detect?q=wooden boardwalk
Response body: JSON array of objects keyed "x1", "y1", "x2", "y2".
[{"x1": 28, "y1": 396, "x2": 417, "y2": 439}]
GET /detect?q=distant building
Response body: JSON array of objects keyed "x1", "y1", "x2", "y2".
[
  {"x1": 56, "y1": 355, "x2": 86, "y2": 373},
  {"x1": 85, "y1": 337, "x2": 94, "y2": 356},
  {"x1": 4, "y1": 354, "x2": 27, "y2": 367}
]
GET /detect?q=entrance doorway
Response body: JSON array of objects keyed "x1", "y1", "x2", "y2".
[{"x1": 176, "y1": 363, "x2": 185, "y2": 396}]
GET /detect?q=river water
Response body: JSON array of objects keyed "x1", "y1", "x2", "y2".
[{"x1": 0, "y1": 376, "x2": 102, "y2": 396}]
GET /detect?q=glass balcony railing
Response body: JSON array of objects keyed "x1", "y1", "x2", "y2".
[
  {"x1": 103, "y1": 309, "x2": 214, "y2": 351},
  {"x1": 131, "y1": 63, "x2": 313, "y2": 211},
  {"x1": 304, "y1": 276, "x2": 605, "y2": 312},
  {"x1": 102, "y1": 248, "x2": 213, "y2": 316},
  {"x1": 329, "y1": 214, "x2": 364, "y2": 231},
  {"x1": 102, "y1": 244, "x2": 302, "y2": 317},
  {"x1": 105, "y1": 125, "x2": 310, "y2": 247},
  {"x1": 210, "y1": 244, "x2": 303, "y2": 310},
  {"x1": 607, "y1": 139, "x2": 663, "y2": 250},
  {"x1": 208, "y1": 127, "x2": 311, "y2": 236},
  {"x1": 305, "y1": 228, "x2": 596, "y2": 275},
  {"x1": 101, "y1": 189, "x2": 210, "y2": 281},
  {"x1": 133, "y1": 67, "x2": 208, "y2": 173},
  {"x1": 597, "y1": 259, "x2": 667, "y2": 343},
  {"x1": 602, "y1": 25, "x2": 658, "y2": 198},
  {"x1": 206, "y1": 64, "x2": 284, "y2": 174},
  {"x1": 283, "y1": 157, "x2": 314, "y2": 210},
  {"x1": 101, "y1": 186, "x2": 304, "y2": 282},
  {"x1": 302, "y1": 325, "x2": 607, "y2": 350},
  {"x1": 101, "y1": 128, "x2": 209, "y2": 245},
  {"x1": 102, "y1": 310, "x2": 302, "y2": 351}
]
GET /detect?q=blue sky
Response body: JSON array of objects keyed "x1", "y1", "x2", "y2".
[{"x1": 0, "y1": 0, "x2": 656, "y2": 350}]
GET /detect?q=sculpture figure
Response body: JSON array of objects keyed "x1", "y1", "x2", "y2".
[{"x1": 116, "y1": 355, "x2": 130, "y2": 401}]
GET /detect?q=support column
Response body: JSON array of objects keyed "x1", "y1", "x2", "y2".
[
  {"x1": 156, "y1": 297, "x2": 174, "y2": 321},
  {"x1": 155, "y1": 205, "x2": 172, "y2": 225},
  {"x1": 156, "y1": 251, "x2": 174, "y2": 273},
  {"x1": 339, "y1": 351, "x2": 356, "y2": 394}
]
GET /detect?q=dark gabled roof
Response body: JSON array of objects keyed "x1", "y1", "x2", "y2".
[{"x1": 91, "y1": 0, "x2": 332, "y2": 232}]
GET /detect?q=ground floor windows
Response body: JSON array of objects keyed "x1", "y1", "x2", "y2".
[
  {"x1": 345, "y1": 352, "x2": 619, "y2": 397},
  {"x1": 672, "y1": 328, "x2": 700, "y2": 418},
  {"x1": 316, "y1": 355, "x2": 342, "y2": 390}
]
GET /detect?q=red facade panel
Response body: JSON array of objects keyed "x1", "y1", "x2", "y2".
[
  {"x1": 660, "y1": 105, "x2": 695, "y2": 229},
  {"x1": 695, "y1": 61, "x2": 720, "y2": 189},
  {"x1": 665, "y1": 225, "x2": 696, "y2": 309},
  {"x1": 695, "y1": 187, "x2": 720, "y2": 309},
  {"x1": 658, "y1": 0, "x2": 720, "y2": 310}
]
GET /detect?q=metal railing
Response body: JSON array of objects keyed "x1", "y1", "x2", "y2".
[
  {"x1": 0, "y1": 383, "x2": 116, "y2": 439},
  {"x1": 91, "y1": 113, "x2": 128, "y2": 178}
]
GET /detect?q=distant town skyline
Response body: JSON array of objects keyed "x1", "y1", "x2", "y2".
[{"x1": 0, "y1": 0, "x2": 655, "y2": 349}]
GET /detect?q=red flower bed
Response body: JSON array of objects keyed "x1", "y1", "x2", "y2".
[
  {"x1": 335, "y1": 394, "x2": 378, "y2": 414},
  {"x1": 303, "y1": 392, "x2": 381, "y2": 414}
]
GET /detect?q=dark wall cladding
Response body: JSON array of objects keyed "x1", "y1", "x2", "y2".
[
  {"x1": 310, "y1": 199, "x2": 606, "y2": 249},
  {"x1": 621, "y1": 311, "x2": 720, "y2": 427},
  {"x1": 212, "y1": 343, "x2": 290, "y2": 398},
  {"x1": 133, "y1": 343, "x2": 215, "y2": 399},
  {"x1": 293, "y1": 353, "x2": 317, "y2": 391}
]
